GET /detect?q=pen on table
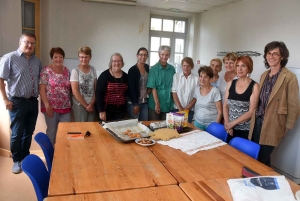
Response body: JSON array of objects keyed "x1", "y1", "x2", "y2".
[{"x1": 67, "y1": 132, "x2": 82, "y2": 134}]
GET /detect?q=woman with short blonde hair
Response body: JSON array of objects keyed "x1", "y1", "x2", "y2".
[{"x1": 70, "y1": 46, "x2": 97, "y2": 122}]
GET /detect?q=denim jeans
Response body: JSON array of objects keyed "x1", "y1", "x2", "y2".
[
  {"x1": 127, "y1": 103, "x2": 148, "y2": 121},
  {"x1": 44, "y1": 112, "x2": 71, "y2": 145},
  {"x1": 9, "y1": 97, "x2": 38, "y2": 162}
]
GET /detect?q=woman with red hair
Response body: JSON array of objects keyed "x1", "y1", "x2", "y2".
[{"x1": 223, "y1": 56, "x2": 259, "y2": 142}]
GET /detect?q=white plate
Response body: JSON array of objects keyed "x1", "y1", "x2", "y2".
[{"x1": 135, "y1": 138, "x2": 155, "y2": 146}]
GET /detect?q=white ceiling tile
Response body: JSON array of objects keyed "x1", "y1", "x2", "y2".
[{"x1": 136, "y1": 0, "x2": 244, "y2": 13}]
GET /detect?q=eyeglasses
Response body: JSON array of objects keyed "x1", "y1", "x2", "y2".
[
  {"x1": 22, "y1": 41, "x2": 36, "y2": 46},
  {"x1": 138, "y1": 54, "x2": 148, "y2": 57},
  {"x1": 112, "y1": 60, "x2": 122, "y2": 63},
  {"x1": 267, "y1": 52, "x2": 281, "y2": 57},
  {"x1": 79, "y1": 56, "x2": 90, "y2": 59},
  {"x1": 85, "y1": 131, "x2": 91, "y2": 137}
]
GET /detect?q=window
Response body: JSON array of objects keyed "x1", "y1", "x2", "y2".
[
  {"x1": 149, "y1": 15, "x2": 187, "y2": 66},
  {"x1": 21, "y1": 0, "x2": 40, "y2": 58}
]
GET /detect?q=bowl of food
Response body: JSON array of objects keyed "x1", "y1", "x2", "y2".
[{"x1": 135, "y1": 138, "x2": 155, "y2": 146}]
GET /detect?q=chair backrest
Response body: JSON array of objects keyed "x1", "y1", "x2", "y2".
[
  {"x1": 34, "y1": 132, "x2": 54, "y2": 173},
  {"x1": 229, "y1": 137, "x2": 260, "y2": 160},
  {"x1": 22, "y1": 154, "x2": 50, "y2": 201},
  {"x1": 206, "y1": 122, "x2": 228, "y2": 142}
]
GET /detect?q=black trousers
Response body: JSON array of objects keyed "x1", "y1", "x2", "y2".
[
  {"x1": 227, "y1": 129, "x2": 249, "y2": 143},
  {"x1": 251, "y1": 116, "x2": 275, "y2": 166}
]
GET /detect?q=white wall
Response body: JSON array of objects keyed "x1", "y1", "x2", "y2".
[
  {"x1": 0, "y1": 0, "x2": 22, "y2": 152},
  {"x1": 41, "y1": 0, "x2": 151, "y2": 73},
  {"x1": 197, "y1": 0, "x2": 300, "y2": 82},
  {"x1": 0, "y1": 0, "x2": 22, "y2": 56}
]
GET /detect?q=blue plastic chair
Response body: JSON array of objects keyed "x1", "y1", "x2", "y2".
[
  {"x1": 206, "y1": 122, "x2": 228, "y2": 142},
  {"x1": 22, "y1": 154, "x2": 50, "y2": 201},
  {"x1": 229, "y1": 137, "x2": 260, "y2": 160},
  {"x1": 34, "y1": 132, "x2": 54, "y2": 173}
]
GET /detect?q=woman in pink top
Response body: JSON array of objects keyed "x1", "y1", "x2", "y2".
[{"x1": 39, "y1": 47, "x2": 71, "y2": 145}]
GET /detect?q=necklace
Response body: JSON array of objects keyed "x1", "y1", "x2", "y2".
[{"x1": 110, "y1": 69, "x2": 123, "y2": 85}]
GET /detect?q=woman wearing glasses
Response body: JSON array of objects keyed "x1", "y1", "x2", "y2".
[
  {"x1": 223, "y1": 56, "x2": 259, "y2": 142},
  {"x1": 96, "y1": 53, "x2": 128, "y2": 122},
  {"x1": 70, "y1": 46, "x2": 97, "y2": 122},
  {"x1": 39, "y1": 47, "x2": 71, "y2": 145},
  {"x1": 127, "y1": 47, "x2": 149, "y2": 121},
  {"x1": 248, "y1": 41, "x2": 300, "y2": 166}
]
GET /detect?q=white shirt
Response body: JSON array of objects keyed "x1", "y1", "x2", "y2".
[
  {"x1": 218, "y1": 73, "x2": 238, "y2": 103},
  {"x1": 171, "y1": 72, "x2": 199, "y2": 110}
]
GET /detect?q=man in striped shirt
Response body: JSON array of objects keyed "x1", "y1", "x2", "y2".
[{"x1": 0, "y1": 33, "x2": 42, "y2": 174}]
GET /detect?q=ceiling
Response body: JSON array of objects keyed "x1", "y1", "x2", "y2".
[
  {"x1": 84, "y1": 0, "x2": 244, "y2": 13},
  {"x1": 134, "y1": 0, "x2": 243, "y2": 13}
]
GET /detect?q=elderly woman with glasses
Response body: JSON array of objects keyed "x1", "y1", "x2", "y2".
[
  {"x1": 127, "y1": 47, "x2": 150, "y2": 121},
  {"x1": 248, "y1": 41, "x2": 300, "y2": 166},
  {"x1": 96, "y1": 53, "x2": 128, "y2": 122}
]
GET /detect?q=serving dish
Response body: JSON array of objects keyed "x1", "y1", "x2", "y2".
[
  {"x1": 102, "y1": 119, "x2": 152, "y2": 143},
  {"x1": 135, "y1": 138, "x2": 156, "y2": 146}
]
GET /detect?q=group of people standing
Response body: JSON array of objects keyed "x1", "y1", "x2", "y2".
[{"x1": 0, "y1": 32, "x2": 299, "y2": 174}]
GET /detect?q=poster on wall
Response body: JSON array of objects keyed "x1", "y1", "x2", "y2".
[{"x1": 217, "y1": 51, "x2": 261, "y2": 57}]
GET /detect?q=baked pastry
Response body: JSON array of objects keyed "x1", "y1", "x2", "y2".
[{"x1": 149, "y1": 128, "x2": 181, "y2": 141}]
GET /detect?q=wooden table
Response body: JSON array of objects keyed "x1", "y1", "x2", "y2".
[
  {"x1": 179, "y1": 174, "x2": 300, "y2": 201},
  {"x1": 149, "y1": 138, "x2": 273, "y2": 183},
  {"x1": 47, "y1": 185, "x2": 190, "y2": 201},
  {"x1": 48, "y1": 121, "x2": 300, "y2": 200},
  {"x1": 48, "y1": 122, "x2": 177, "y2": 197}
]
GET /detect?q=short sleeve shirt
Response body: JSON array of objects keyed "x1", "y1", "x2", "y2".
[
  {"x1": 147, "y1": 62, "x2": 176, "y2": 112},
  {"x1": 193, "y1": 86, "x2": 221, "y2": 126},
  {"x1": 0, "y1": 48, "x2": 42, "y2": 98},
  {"x1": 40, "y1": 66, "x2": 71, "y2": 111},
  {"x1": 70, "y1": 66, "x2": 97, "y2": 103},
  {"x1": 171, "y1": 72, "x2": 199, "y2": 110}
]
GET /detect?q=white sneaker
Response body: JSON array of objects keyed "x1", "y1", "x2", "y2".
[{"x1": 12, "y1": 162, "x2": 22, "y2": 174}]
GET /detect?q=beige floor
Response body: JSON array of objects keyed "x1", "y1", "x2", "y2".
[{"x1": 0, "y1": 155, "x2": 37, "y2": 201}]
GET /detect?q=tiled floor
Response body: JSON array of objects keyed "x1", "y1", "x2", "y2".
[{"x1": 0, "y1": 155, "x2": 36, "y2": 201}]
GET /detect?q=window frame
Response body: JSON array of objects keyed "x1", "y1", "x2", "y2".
[
  {"x1": 149, "y1": 15, "x2": 188, "y2": 66},
  {"x1": 21, "y1": 0, "x2": 40, "y2": 58}
]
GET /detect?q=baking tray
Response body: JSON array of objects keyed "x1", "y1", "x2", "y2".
[{"x1": 102, "y1": 119, "x2": 152, "y2": 143}]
